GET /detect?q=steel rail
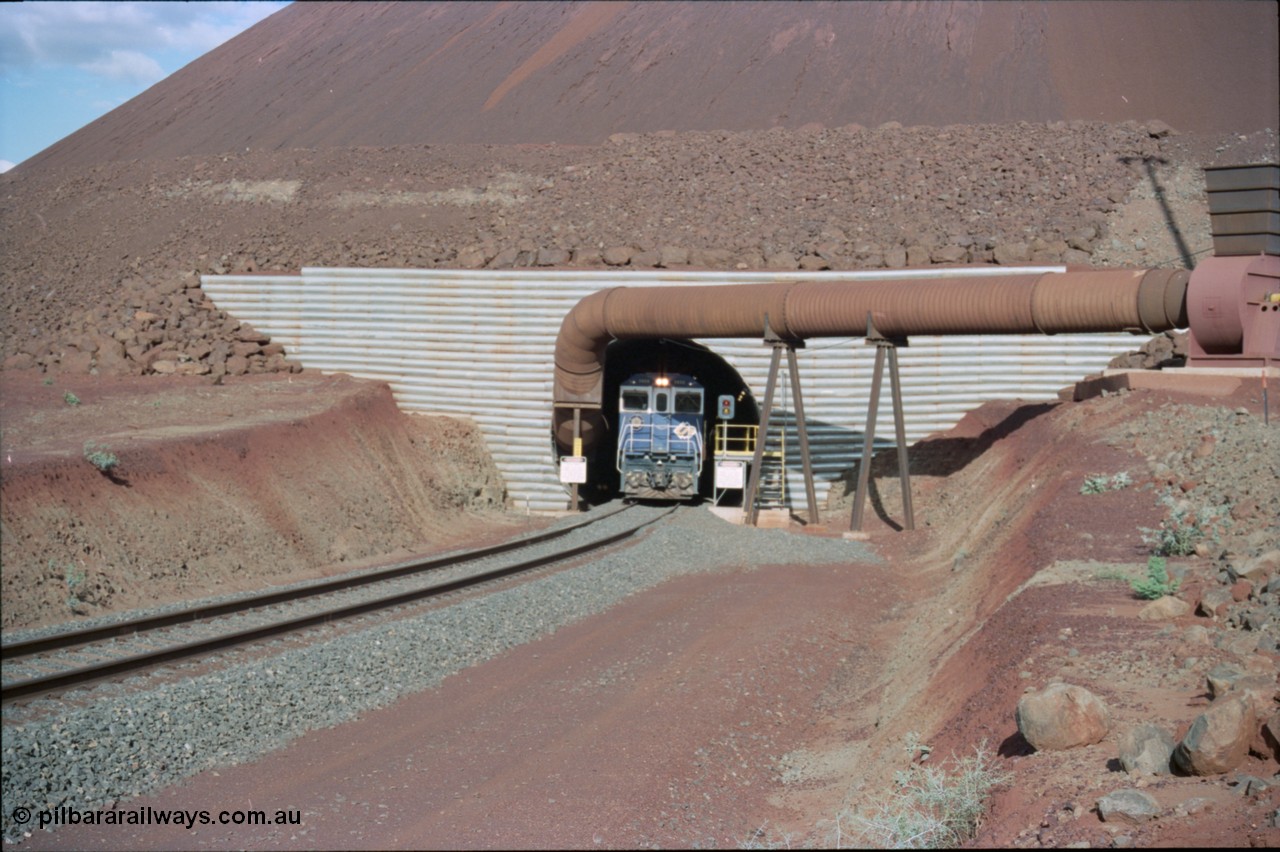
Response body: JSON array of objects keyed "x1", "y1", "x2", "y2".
[
  {"x1": 2, "y1": 504, "x2": 630, "y2": 661},
  {"x1": 2, "y1": 504, "x2": 670, "y2": 703}
]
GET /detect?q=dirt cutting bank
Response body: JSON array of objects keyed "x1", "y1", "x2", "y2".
[{"x1": 0, "y1": 373, "x2": 517, "y2": 630}]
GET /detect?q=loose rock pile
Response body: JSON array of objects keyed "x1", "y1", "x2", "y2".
[
  {"x1": 1107, "y1": 330, "x2": 1189, "y2": 371},
  {"x1": 1, "y1": 272, "x2": 301, "y2": 379},
  {"x1": 5, "y1": 120, "x2": 1262, "y2": 379},
  {"x1": 1009, "y1": 397, "x2": 1279, "y2": 819}
]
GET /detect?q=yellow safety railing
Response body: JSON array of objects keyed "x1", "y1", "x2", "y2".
[{"x1": 713, "y1": 423, "x2": 784, "y2": 461}]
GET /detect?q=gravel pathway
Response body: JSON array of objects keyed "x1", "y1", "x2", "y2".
[{"x1": 1, "y1": 505, "x2": 875, "y2": 844}]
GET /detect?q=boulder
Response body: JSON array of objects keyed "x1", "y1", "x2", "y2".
[
  {"x1": 1117, "y1": 724, "x2": 1175, "y2": 775},
  {"x1": 488, "y1": 247, "x2": 521, "y2": 268},
  {"x1": 602, "y1": 246, "x2": 634, "y2": 266},
  {"x1": 455, "y1": 247, "x2": 489, "y2": 268},
  {"x1": 687, "y1": 247, "x2": 734, "y2": 268},
  {"x1": 1232, "y1": 551, "x2": 1280, "y2": 583},
  {"x1": 993, "y1": 242, "x2": 1030, "y2": 264},
  {"x1": 534, "y1": 247, "x2": 571, "y2": 267},
  {"x1": 1206, "y1": 663, "x2": 1246, "y2": 698},
  {"x1": 1137, "y1": 596, "x2": 1191, "y2": 621},
  {"x1": 1214, "y1": 675, "x2": 1279, "y2": 759},
  {"x1": 1198, "y1": 587, "x2": 1233, "y2": 619},
  {"x1": 1173, "y1": 696, "x2": 1256, "y2": 775},
  {"x1": 930, "y1": 244, "x2": 967, "y2": 264},
  {"x1": 1262, "y1": 711, "x2": 1280, "y2": 763},
  {"x1": 1097, "y1": 788, "x2": 1160, "y2": 824},
  {"x1": 764, "y1": 251, "x2": 798, "y2": 270},
  {"x1": 1016, "y1": 683, "x2": 1110, "y2": 751},
  {"x1": 657, "y1": 246, "x2": 689, "y2": 267}
]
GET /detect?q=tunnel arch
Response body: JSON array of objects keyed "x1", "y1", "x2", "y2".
[{"x1": 556, "y1": 338, "x2": 759, "y2": 505}]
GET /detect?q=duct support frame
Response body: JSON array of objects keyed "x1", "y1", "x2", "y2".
[
  {"x1": 742, "y1": 322, "x2": 820, "y2": 527},
  {"x1": 850, "y1": 332, "x2": 915, "y2": 532}
]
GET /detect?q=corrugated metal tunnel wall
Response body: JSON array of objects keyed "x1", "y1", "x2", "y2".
[{"x1": 201, "y1": 267, "x2": 1149, "y2": 513}]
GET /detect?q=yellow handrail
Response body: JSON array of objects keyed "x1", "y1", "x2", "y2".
[{"x1": 714, "y1": 423, "x2": 783, "y2": 459}]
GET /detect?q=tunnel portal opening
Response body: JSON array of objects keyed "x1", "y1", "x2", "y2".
[{"x1": 569, "y1": 338, "x2": 759, "y2": 505}]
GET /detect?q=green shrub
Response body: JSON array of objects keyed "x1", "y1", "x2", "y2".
[
  {"x1": 82, "y1": 441, "x2": 119, "y2": 473},
  {"x1": 1140, "y1": 500, "x2": 1226, "y2": 557},
  {"x1": 63, "y1": 391, "x2": 80, "y2": 406},
  {"x1": 1080, "y1": 472, "x2": 1130, "y2": 495},
  {"x1": 1131, "y1": 556, "x2": 1178, "y2": 599}
]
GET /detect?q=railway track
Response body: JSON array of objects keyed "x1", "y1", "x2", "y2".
[{"x1": 2, "y1": 503, "x2": 674, "y2": 705}]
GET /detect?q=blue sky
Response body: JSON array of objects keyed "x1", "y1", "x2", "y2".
[{"x1": 0, "y1": 1, "x2": 289, "y2": 172}]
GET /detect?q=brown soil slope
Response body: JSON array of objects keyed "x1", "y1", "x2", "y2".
[
  {"x1": 21, "y1": 0, "x2": 1278, "y2": 173},
  {"x1": 0, "y1": 372, "x2": 515, "y2": 630}
]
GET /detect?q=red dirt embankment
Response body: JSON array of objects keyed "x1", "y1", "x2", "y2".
[{"x1": 0, "y1": 373, "x2": 517, "y2": 630}]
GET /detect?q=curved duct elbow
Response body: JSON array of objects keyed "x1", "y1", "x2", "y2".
[{"x1": 553, "y1": 288, "x2": 615, "y2": 402}]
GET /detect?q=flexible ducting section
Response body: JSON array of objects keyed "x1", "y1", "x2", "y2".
[{"x1": 553, "y1": 267, "x2": 1188, "y2": 452}]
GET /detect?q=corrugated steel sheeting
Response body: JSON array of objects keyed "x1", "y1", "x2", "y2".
[{"x1": 201, "y1": 267, "x2": 1151, "y2": 512}]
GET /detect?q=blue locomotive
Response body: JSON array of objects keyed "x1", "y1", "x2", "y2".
[{"x1": 616, "y1": 372, "x2": 705, "y2": 500}]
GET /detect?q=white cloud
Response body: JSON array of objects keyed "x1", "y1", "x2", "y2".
[
  {"x1": 80, "y1": 49, "x2": 165, "y2": 86},
  {"x1": 0, "y1": 2, "x2": 287, "y2": 76},
  {"x1": 0, "y1": 160, "x2": 15, "y2": 174},
  {"x1": 0, "y1": 1, "x2": 287, "y2": 166}
]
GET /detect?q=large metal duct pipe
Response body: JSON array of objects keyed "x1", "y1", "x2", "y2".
[{"x1": 553, "y1": 267, "x2": 1189, "y2": 453}]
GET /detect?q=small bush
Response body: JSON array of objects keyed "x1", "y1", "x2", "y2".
[
  {"x1": 82, "y1": 441, "x2": 119, "y2": 473},
  {"x1": 836, "y1": 739, "x2": 1009, "y2": 849},
  {"x1": 1080, "y1": 472, "x2": 1130, "y2": 495},
  {"x1": 1080, "y1": 475, "x2": 1109, "y2": 495},
  {"x1": 1131, "y1": 556, "x2": 1178, "y2": 599},
  {"x1": 1140, "y1": 500, "x2": 1226, "y2": 557},
  {"x1": 63, "y1": 391, "x2": 80, "y2": 406}
]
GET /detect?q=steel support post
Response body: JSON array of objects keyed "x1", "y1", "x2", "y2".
[
  {"x1": 851, "y1": 339, "x2": 914, "y2": 531},
  {"x1": 786, "y1": 346, "x2": 820, "y2": 525},
  {"x1": 570, "y1": 406, "x2": 582, "y2": 511},
  {"x1": 743, "y1": 344, "x2": 783, "y2": 527},
  {"x1": 850, "y1": 345, "x2": 886, "y2": 531},
  {"x1": 886, "y1": 345, "x2": 915, "y2": 530}
]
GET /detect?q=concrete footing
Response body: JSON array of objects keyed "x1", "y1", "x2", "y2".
[
  {"x1": 1066, "y1": 367, "x2": 1279, "y2": 402},
  {"x1": 704, "y1": 505, "x2": 797, "y2": 529}
]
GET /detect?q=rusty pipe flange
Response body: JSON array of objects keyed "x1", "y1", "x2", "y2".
[{"x1": 1136, "y1": 268, "x2": 1191, "y2": 332}]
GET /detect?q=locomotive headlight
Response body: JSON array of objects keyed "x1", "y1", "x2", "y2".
[
  {"x1": 630, "y1": 415, "x2": 643, "y2": 428},
  {"x1": 654, "y1": 376, "x2": 670, "y2": 387}
]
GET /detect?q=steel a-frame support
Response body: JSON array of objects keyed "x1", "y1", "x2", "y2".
[
  {"x1": 743, "y1": 321, "x2": 820, "y2": 527},
  {"x1": 850, "y1": 336, "x2": 915, "y2": 532}
]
